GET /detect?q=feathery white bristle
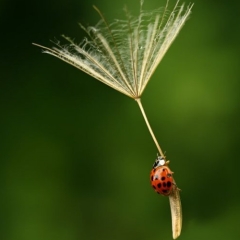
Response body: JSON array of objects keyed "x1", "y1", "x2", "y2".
[{"x1": 33, "y1": 1, "x2": 193, "y2": 99}]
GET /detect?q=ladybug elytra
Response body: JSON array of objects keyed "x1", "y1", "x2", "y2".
[{"x1": 150, "y1": 156, "x2": 174, "y2": 196}]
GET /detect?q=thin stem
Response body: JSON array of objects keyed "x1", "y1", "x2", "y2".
[{"x1": 135, "y1": 98, "x2": 165, "y2": 158}]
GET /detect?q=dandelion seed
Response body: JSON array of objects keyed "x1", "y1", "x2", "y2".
[
  {"x1": 33, "y1": 1, "x2": 193, "y2": 239},
  {"x1": 33, "y1": 0, "x2": 193, "y2": 158}
]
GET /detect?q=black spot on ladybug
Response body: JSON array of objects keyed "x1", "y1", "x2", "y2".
[
  {"x1": 151, "y1": 176, "x2": 153, "y2": 181},
  {"x1": 153, "y1": 169, "x2": 156, "y2": 172},
  {"x1": 153, "y1": 160, "x2": 159, "y2": 168},
  {"x1": 157, "y1": 183, "x2": 161, "y2": 188},
  {"x1": 162, "y1": 168, "x2": 166, "y2": 171},
  {"x1": 167, "y1": 181, "x2": 172, "y2": 187},
  {"x1": 162, "y1": 189, "x2": 168, "y2": 193},
  {"x1": 152, "y1": 185, "x2": 156, "y2": 189},
  {"x1": 163, "y1": 182, "x2": 167, "y2": 187},
  {"x1": 161, "y1": 177, "x2": 165, "y2": 181}
]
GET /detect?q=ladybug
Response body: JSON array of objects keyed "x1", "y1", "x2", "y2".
[{"x1": 150, "y1": 156, "x2": 174, "y2": 196}]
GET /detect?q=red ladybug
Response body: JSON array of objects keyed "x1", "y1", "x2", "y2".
[{"x1": 150, "y1": 156, "x2": 174, "y2": 196}]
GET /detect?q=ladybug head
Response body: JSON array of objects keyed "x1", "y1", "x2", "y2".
[{"x1": 152, "y1": 156, "x2": 166, "y2": 169}]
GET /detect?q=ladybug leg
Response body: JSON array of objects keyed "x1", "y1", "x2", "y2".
[
  {"x1": 173, "y1": 182, "x2": 181, "y2": 191},
  {"x1": 157, "y1": 152, "x2": 167, "y2": 160},
  {"x1": 165, "y1": 160, "x2": 170, "y2": 165}
]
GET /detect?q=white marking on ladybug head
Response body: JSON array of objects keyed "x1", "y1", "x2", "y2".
[
  {"x1": 153, "y1": 156, "x2": 166, "y2": 169},
  {"x1": 157, "y1": 156, "x2": 166, "y2": 165},
  {"x1": 159, "y1": 159, "x2": 165, "y2": 166}
]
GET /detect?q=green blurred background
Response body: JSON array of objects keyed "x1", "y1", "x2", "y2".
[{"x1": 1, "y1": 0, "x2": 240, "y2": 239}]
